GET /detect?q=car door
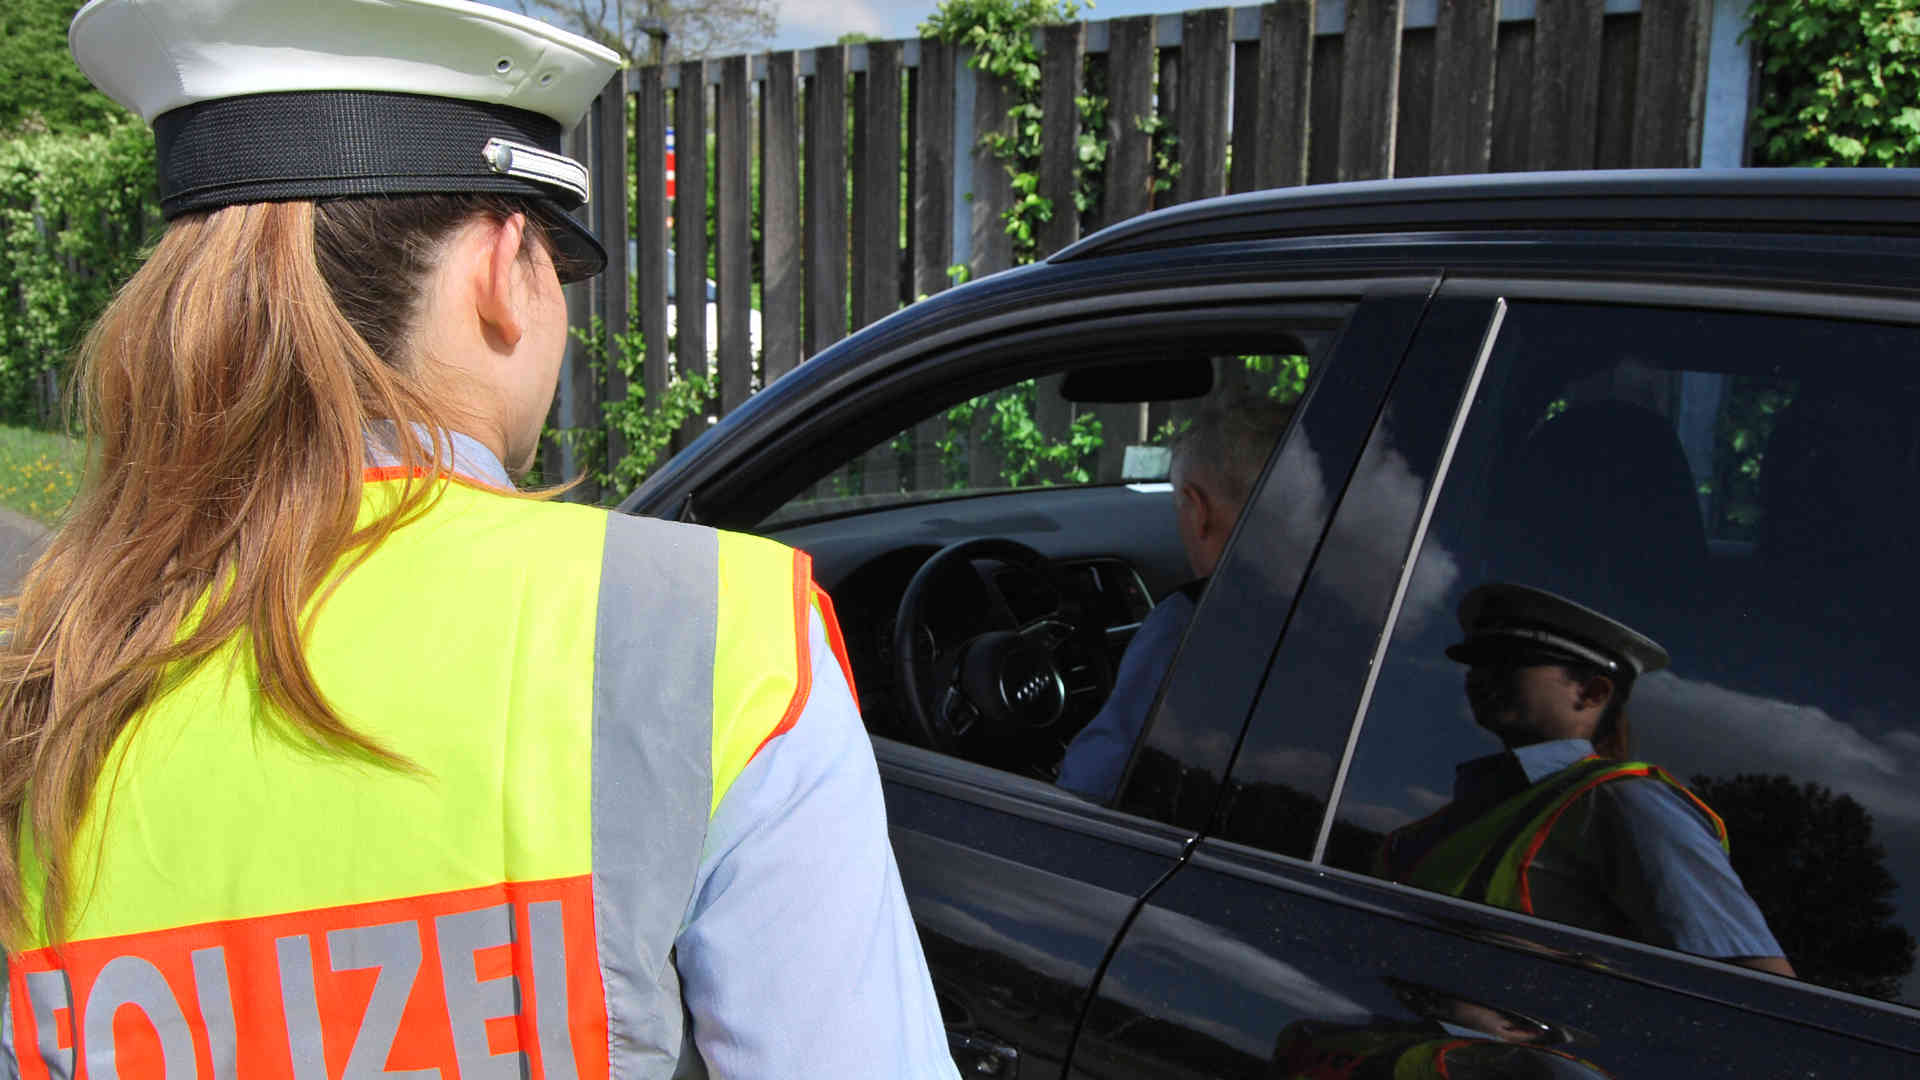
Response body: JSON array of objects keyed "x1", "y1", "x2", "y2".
[
  {"x1": 1072, "y1": 282, "x2": 1920, "y2": 1077},
  {"x1": 622, "y1": 259, "x2": 1439, "y2": 1075},
  {"x1": 864, "y1": 281, "x2": 1436, "y2": 1078}
]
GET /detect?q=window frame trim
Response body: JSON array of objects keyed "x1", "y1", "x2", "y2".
[{"x1": 1311, "y1": 298, "x2": 1508, "y2": 863}]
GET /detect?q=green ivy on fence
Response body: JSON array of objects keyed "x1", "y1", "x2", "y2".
[
  {"x1": 0, "y1": 120, "x2": 155, "y2": 425},
  {"x1": 1748, "y1": 0, "x2": 1920, "y2": 166},
  {"x1": 921, "y1": 0, "x2": 1088, "y2": 263},
  {"x1": 565, "y1": 300, "x2": 716, "y2": 496}
]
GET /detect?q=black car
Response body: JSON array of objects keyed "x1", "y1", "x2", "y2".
[{"x1": 625, "y1": 171, "x2": 1920, "y2": 1077}]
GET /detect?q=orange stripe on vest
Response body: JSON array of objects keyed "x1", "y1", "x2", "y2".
[{"x1": 8, "y1": 878, "x2": 608, "y2": 1080}]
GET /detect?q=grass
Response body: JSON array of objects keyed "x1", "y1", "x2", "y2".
[{"x1": 0, "y1": 425, "x2": 83, "y2": 525}]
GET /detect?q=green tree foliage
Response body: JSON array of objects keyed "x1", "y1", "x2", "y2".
[
  {"x1": 0, "y1": 122, "x2": 156, "y2": 425},
  {"x1": 0, "y1": 0, "x2": 129, "y2": 136},
  {"x1": 1691, "y1": 772, "x2": 1916, "y2": 999},
  {"x1": 1748, "y1": 0, "x2": 1920, "y2": 165}
]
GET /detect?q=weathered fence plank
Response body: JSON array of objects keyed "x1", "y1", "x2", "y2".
[
  {"x1": 594, "y1": 75, "x2": 630, "y2": 474},
  {"x1": 1091, "y1": 19, "x2": 1156, "y2": 481},
  {"x1": 912, "y1": 40, "x2": 956, "y2": 490},
  {"x1": 1228, "y1": 37, "x2": 1260, "y2": 194},
  {"x1": 913, "y1": 40, "x2": 956, "y2": 300},
  {"x1": 1594, "y1": 15, "x2": 1639, "y2": 168},
  {"x1": 1308, "y1": 33, "x2": 1343, "y2": 183},
  {"x1": 716, "y1": 56, "x2": 753, "y2": 416},
  {"x1": 1489, "y1": 20, "x2": 1533, "y2": 170},
  {"x1": 805, "y1": 45, "x2": 849, "y2": 355},
  {"x1": 1039, "y1": 23, "x2": 1086, "y2": 255},
  {"x1": 1257, "y1": 0, "x2": 1315, "y2": 190},
  {"x1": 854, "y1": 43, "x2": 905, "y2": 495},
  {"x1": 1177, "y1": 8, "x2": 1232, "y2": 204},
  {"x1": 1529, "y1": 0, "x2": 1605, "y2": 169},
  {"x1": 552, "y1": 118, "x2": 598, "y2": 499},
  {"x1": 633, "y1": 67, "x2": 670, "y2": 427},
  {"x1": 1633, "y1": 0, "x2": 1710, "y2": 166},
  {"x1": 1429, "y1": 0, "x2": 1498, "y2": 175},
  {"x1": 855, "y1": 40, "x2": 904, "y2": 331},
  {"x1": 1394, "y1": 26, "x2": 1435, "y2": 177},
  {"x1": 1103, "y1": 16, "x2": 1156, "y2": 226},
  {"x1": 1155, "y1": 41, "x2": 1181, "y2": 210},
  {"x1": 1339, "y1": 0, "x2": 1402, "y2": 180},
  {"x1": 761, "y1": 52, "x2": 801, "y2": 383},
  {"x1": 673, "y1": 63, "x2": 708, "y2": 448},
  {"x1": 970, "y1": 66, "x2": 1015, "y2": 277}
]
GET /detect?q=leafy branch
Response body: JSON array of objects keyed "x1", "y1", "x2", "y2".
[{"x1": 1747, "y1": 0, "x2": 1920, "y2": 165}]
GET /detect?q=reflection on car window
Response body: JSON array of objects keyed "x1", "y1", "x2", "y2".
[
  {"x1": 764, "y1": 355, "x2": 1310, "y2": 526},
  {"x1": 1335, "y1": 303, "x2": 1920, "y2": 1003}
]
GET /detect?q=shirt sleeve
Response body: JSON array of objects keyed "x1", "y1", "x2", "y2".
[
  {"x1": 1595, "y1": 778, "x2": 1786, "y2": 960},
  {"x1": 673, "y1": 608, "x2": 960, "y2": 1079},
  {"x1": 1056, "y1": 591, "x2": 1195, "y2": 802}
]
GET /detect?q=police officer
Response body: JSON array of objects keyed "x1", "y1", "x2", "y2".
[
  {"x1": 0, "y1": 1, "x2": 957, "y2": 1076},
  {"x1": 1377, "y1": 584, "x2": 1795, "y2": 977}
]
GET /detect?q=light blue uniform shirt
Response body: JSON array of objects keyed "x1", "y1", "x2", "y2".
[
  {"x1": 1056, "y1": 589, "x2": 1197, "y2": 802},
  {"x1": 367, "y1": 430, "x2": 959, "y2": 1078}
]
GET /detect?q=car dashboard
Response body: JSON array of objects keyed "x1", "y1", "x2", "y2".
[{"x1": 764, "y1": 485, "x2": 1184, "y2": 766}]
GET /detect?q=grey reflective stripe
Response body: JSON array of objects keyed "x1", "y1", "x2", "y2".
[
  {"x1": 275, "y1": 935, "x2": 326, "y2": 1080},
  {"x1": 327, "y1": 922, "x2": 434, "y2": 1080},
  {"x1": 593, "y1": 513, "x2": 719, "y2": 1076},
  {"x1": 1, "y1": 966, "x2": 15, "y2": 1080},
  {"x1": 435, "y1": 904, "x2": 525, "y2": 1080},
  {"x1": 528, "y1": 901, "x2": 581, "y2": 1080},
  {"x1": 82, "y1": 957, "x2": 193, "y2": 1080},
  {"x1": 189, "y1": 948, "x2": 237, "y2": 1080},
  {"x1": 23, "y1": 971, "x2": 71, "y2": 1080}
]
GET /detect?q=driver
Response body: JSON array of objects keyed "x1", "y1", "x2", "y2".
[{"x1": 1056, "y1": 395, "x2": 1294, "y2": 801}]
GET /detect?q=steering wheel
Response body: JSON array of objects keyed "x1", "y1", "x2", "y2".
[{"x1": 893, "y1": 537, "x2": 1103, "y2": 756}]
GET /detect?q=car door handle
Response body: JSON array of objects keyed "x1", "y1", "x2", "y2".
[{"x1": 947, "y1": 1030, "x2": 1019, "y2": 1077}]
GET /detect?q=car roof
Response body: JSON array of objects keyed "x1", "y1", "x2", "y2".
[{"x1": 1051, "y1": 168, "x2": 1920, "y2": 261}]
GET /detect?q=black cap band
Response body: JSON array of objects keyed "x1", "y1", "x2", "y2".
[{"x1": 152, "y1": 89, "x2": 605, "y2": 278}]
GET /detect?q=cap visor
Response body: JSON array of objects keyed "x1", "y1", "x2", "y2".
[{"x1": 536, "y1": 204, "x2": 606, "y2": 283}]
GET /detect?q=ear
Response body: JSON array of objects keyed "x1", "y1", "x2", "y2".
[
  {"x1": 473, "y1": 213, "x2": 529, "y2": 348},
  {"x1": 1178, "y1": 481, "x2": 1214, "y2": 533},
  {"x1": 1573, "y1": 673, "x2": 1615, "y2": 713}
]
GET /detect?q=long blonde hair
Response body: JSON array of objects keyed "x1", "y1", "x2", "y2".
[{"x1": 0, "y1": 194, "x2": 546, "y2": 948}]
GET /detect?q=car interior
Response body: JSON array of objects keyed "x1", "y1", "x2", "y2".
[{"x1": 751, "y1": 330, "x2": 1330, "y2": 781}]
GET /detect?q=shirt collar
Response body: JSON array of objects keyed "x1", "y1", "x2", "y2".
[
  {"x1": 1509, "y1": 738, "x2": 1598, "y2": 784},
  {"x1": 364, "y1": 422, "x2": 514, "y2": 490},
  {"x1": 1452, "y1": 738, "x2": 1597, "y2": 803}
]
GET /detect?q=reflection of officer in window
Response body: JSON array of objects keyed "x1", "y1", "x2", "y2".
[{"x1": 1377, "y1": 584, "x2": 1796, "y2": 977}]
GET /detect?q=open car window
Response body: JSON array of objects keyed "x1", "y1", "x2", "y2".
[
  {"x1": 750, "y1": 324, "x2": 1337, "y2": 793},
  {"x1": 761, "y1": 354, "x2": 1311, "y2": 529}
]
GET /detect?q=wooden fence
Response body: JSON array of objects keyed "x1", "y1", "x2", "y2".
[{"x1": 547, "y1": 0, "x2": 1740, "y2": 498}]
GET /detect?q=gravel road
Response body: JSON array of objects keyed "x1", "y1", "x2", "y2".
[{"x1": 0, "y1": 508, "x2": 48, "y2": 597}]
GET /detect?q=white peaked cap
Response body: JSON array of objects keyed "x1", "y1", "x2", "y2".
[
  {"x1": 66, "y1": 0, "x2": 624, "y2": 276},
  {"x1": 70, "y1": 0, "x2": 622, "y2": 130}
]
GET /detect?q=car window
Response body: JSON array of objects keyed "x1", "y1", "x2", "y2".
[
  {"x1": 764, "y1": 355, "x2": 1311, "y2": 527},
  {"x1": 1330, "y1": 301, "x2": 1920, "y2": 1005},
  {"x1": 758, "y1": 337, "x2": 1325, "y2": 793}
]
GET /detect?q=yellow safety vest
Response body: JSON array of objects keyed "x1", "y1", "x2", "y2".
[{"x1": 4, "y1": 471, "x2": 854, "y2": 1079}]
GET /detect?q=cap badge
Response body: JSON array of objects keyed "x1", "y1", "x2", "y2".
[{"x1": 481, "y1": 138, "x2": 590, "y2": 204}]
